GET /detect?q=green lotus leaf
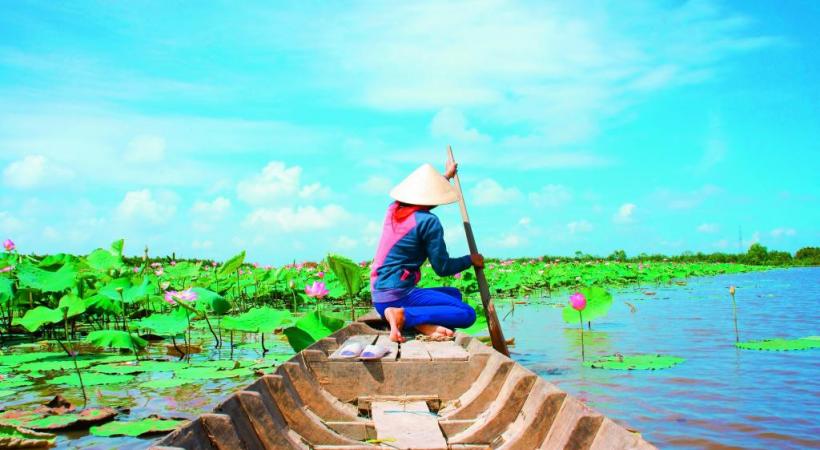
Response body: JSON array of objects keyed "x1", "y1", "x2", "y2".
[
  {"x1": 85, "y1": 330, "x2": 147, "y2": 352},
  {"x1": 221, "y1": 307, "x2": 292, "y2": 333},
  {"x1": 327, "y1": 254, "x2": 364, "y2": 297},
  {"x1": 0, "y1": 390, "x2": 13, "y2": 398},
  {"x1": 86, "y1": 248, "x2": 124, "y2": 272},
  {"x1": 584, "y1": 354, "x2": 685, "y2": 370},
  {"x1": 284, "y1": 310, "x2": 345, "y2": 352},
  {"x1": 0, "y1": 278, "x2": 12, "y2": 305},
  {"x1": 191, "y1": 287, "x2": 231, "y2": 315},
  {"x1": 91, "y1": 360, "x2": 186, "y2": 374},
  {"x1": 0, "y1": 376, "x2": 34, "y2": 390},
  {"x1": 12, "y1": 306, "x2": 63, "y2": 333},
  {"x1": 0, "y1": 424, "x2": 55, "y2": 448},
  {"x1": 15, "y1": 262, "x2": 77, "y2": 292},
  {"x1": 58, "y1": 294, "x2": 86, "y2": 319},
  {"x1": 218, "y1": 251, "x2": 245, "y2": 276},
  {"x1": 0, "y1": 352, "x2": 63, "y2": 368},
  {"x1": 174, "y1": 367, "x2": 251, "y2": 380},
  {"x1": 136, "y1": 312, "x2": 187, "y2": 336},
  {"x1": 18, "y1": 408, "x2": 117, "y2": 431},
  {"x1": 46, "y1": 372, "x2": 135, "y2": 387},
  {"x1": 89, "y1": 417, "x2": 187, "y2": 437},
  {"x1": 736, "y1": 336, "x2": 820, "y2": 351}
]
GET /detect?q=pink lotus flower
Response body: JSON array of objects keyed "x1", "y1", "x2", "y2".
[
  {"x1": 305, "y1": 281, "x2": 329, "y2": 299},
  {"x1": 133, "y1": 267, "x2": 140, "y2": 273},
  {"x1": 454, "y1": 272, "x2": 462, "y2": 279},
  {"x1": 154, "y1": 267, "x2": 164, "y2": 276},
  {"x1": 316, "y1": 271, "x2": 325, "y2": 279},
  {"x1": 160, "y1": 281, "x2": 170, "y2": 290},
  {"x1": 265, "y1": 265, "x2": 272, "y2": 270},
  {"x1": 164, "y1": 288, "x2": 198, "y2": 305},
  {"x1": 253, "y1": 262, "x2": 260, "y2": 268},
  {"x1": 170, "y1": 260, "x2": 177, "y2": 266},
  {"x1": 570, "y1": 292, "x2": 587, "y2": 311},
  {"x1": 211, "y1": 261, "x2": 218, "y2": 267},
  {"x1": 0, "y1": 265, "x2": 13, "y2": 273},
  {"x1": 3, "y1": 239, "x2": 15, "y2": 252},
  {"x1": 238, "y1": 269, "x2": 244, "y2": 275}
]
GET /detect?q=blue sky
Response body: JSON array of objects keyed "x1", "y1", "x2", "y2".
[{"x1": 0, "y1": 0, "x2": 818, "y2": 264}]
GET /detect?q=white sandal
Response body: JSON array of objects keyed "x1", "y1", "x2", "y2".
[
  {"x1": 359, "y1": 344, "x2": 391, "y2": 360},
  {"x1": 338, "y1": 342, "x2": 365, "y2": 359}
]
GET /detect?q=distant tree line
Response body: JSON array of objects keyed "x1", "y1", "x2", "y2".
[{"x1": 560, "y1": 245, "x2": 820, "y2": 266}]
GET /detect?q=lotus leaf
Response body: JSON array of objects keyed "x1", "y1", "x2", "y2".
[
  {"x1": 136, "y1": 313, "x2": 187, "y2": 336},
  {"x1": 175, "y1": 367, "x2": 251, "y2": 380},
  {"x1": 327, "y1": 254, "x2": 364, "y2": 297},
  {"x1": 0, "y1": 424, "x2": 55, "y2": 448},
  {"x1": 584, "y1": 354, "x2": 685, "y2": 370},
  {"x1": 218, "y1": 251, "x2": 245, "y2": 276},
  {"x1": 0, "y1": 352, "x2": 63, "y2": 368},
  {"x1": 16, "y1": 408, "x2": 117, "y2": 431},
  {"x1": 16, "y1": 262, "x2": 77, "y2": 293},
  {"x1": 89, "y1": 417, "x2": 187, "y2": 437},
  {"x1": 139, "y1": 378, "x2": 190, "y2": 389},
  {"x1": 221, "y1": 307, "x2": 292, "y2": 333},
  {"x1": 0, "y1": 376, "x2": 34, "y2": 389},
  {"x1": 12, "y1": 307, "x2": 64, "y2": 333},
  {"x1": 86, "y1": 248, "x2": 123, "y2": 272},
  {"x1": 46, "y1": 373, "x2": 134, "y2": 387},
  {"x1": 283, "y1": 310, "x2": 345, "y2": 352},
  {"x1": 562, "y1": 286, "x2": 613, "y2": 324},
  {"x1": 0, "y1": 390, "x2": 12, "y2": 398},
  {"x1": 736, "y1": 336, "x2": 820, "y2": 351},
  {"x1": 85, "y1": 330, "x2": 147, "y2": 352},
  {"x1": 57, "y1": 294, "x2": 86, "y2": 319},
  {"x1": 191, "y1": 287, "x2": 231, "y2": 315}
]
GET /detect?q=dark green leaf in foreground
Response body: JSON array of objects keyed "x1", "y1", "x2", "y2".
[
  {"x1": 89, "y1": 417, "x2": 187, "y2": 437},
  {"x1": 85, "y1": 330, "x2": 147, "y2": 352},
  {"x1": 736, "y1": 336, "x2": 820, "y2": 351},
  {"x1": 584, "y1": 354, "x2": 685, "y2": 370},
  {"x1": 0, "y1": 424, "x2": 55, "y2": 448},
  {"x1": 283, "y1": 310, "x2": 345, "y2": 352}
]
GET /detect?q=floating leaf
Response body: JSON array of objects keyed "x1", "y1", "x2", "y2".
[
  {"x1": 46, "y1": 373, "x2": 135, "y2": 387},
  {"x1": 20, "y1": 408, "x2": 117, "y2": 431},
  {"x1": 736, "y1": 336, "x2": 820, "y2": 351},
  {"x1": 0, "y1": 424, "x2": 55, "y2": 448},
  {"x1": 90, "y1": 417, "x2": 187, "y2": 437},
  {"x1": 136, "y1": 313, "x2": 187, "y2": 336},
  {"x1": 91, "y1": 360, "x2": 185, "y2": 374},
  {"x1": 139, "y1": 378, "x2": 190, "y2": 389},
  {"x1": 0, "y1": 352, "x2": 63, "y2": 368},
  {"x1": 584, "y1": 354, "x2": 685, "y2": 370},
  {"x1": 221, "y1": 307, "x2": 292, "y2": 333},
  {"x1": 0, "y1": 376, "x2": 34, "y2": 390},
  {"x1": 175, "y1": 367, "x2": 251, "y2": 380},
  {"x1": 0, "y1": 390, "x2": 12, "y2": 398}
]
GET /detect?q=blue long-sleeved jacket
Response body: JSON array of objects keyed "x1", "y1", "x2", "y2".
[{"x1": 370, "y1": 203, "x2": 472, "y2": 303}]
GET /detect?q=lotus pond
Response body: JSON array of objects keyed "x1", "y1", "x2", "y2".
[{"x1": 0, "y1": 240, "x2": 815, "y2": 448}]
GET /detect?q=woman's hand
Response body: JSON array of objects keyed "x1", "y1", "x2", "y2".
[
  {"x1": 470, "y1": 253, "x2": 484, "y2": 269},
  {"x1": 444, "y1": 160, "x2": 458, "y2": 180}
]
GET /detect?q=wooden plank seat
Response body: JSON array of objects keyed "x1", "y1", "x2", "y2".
[{"x1": 371, "y1": 400, "x2": 447, "y2": 450}]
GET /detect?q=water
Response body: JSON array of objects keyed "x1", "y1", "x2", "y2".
[{"x1": 501, "y1": 267, "x2": 820, "y2": 449}]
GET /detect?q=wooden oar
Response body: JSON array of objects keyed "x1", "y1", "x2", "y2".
[{"x1": 447, "y1": 145, "x2": 510, "y2": 357}]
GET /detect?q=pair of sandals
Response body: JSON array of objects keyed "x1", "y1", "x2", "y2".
[{"x1": 337, "y1": 342, "x2": 391, "y2": 360}]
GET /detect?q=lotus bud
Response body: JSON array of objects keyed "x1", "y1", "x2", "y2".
[
  {"x1": 115, "y1": 287, "x2": 124, "y2": 294},
  {"x1": 729, "y1": 286, "x2": 736, "y2": 296}
]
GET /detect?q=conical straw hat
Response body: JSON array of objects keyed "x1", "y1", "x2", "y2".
[{"x1": 389, "y1": 163, "x2": 459, "y2": 206}]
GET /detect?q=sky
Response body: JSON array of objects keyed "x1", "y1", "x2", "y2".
[{"x1": 0, "y1": 0, "x2": 818, "y2": 265}]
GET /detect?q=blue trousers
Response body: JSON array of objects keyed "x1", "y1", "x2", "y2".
[{"x1": 374, "y1": 287, "x2": 477, "y2": 330}]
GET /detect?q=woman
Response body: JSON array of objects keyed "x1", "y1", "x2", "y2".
[{"x1": 370, "y1": 161, "x2": 483, "y2": 343}]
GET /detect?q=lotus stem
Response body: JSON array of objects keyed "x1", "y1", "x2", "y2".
[
  {"x1": 203, "y1": 312, "x2": 220, "y2": 349},
  {"x1": 731, "y1": 292, "x2": 739, "y2": 343},
  {"x1": 57, "y1": 339, "x2": 87, "y2": 409},
  {"x1": 579, "y1": 310, "x2": 585, "y2": 362},
  {"x1": 171, "y1": 335, "x2": 185, "y2": 360},
  {"x1": 260, "y1": 332, "x2": 267, "y2": 355}
]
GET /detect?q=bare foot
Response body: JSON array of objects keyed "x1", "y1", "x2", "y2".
[
  {"x1": 415, "y1": 324, "x2": 454, "y2": 337},
  {"x1": 384, "y1": 307, "x2": 406, "y2": 343}
]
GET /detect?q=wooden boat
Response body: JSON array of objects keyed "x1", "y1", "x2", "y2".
[{"x1": 153, "y1": 317, "x2": 655, "y2": 449}]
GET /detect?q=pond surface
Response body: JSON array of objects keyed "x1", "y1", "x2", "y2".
[{"x1": 503, "y1": 267, "x2": 819, "y2": 450}]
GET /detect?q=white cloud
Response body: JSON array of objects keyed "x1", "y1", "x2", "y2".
[
  {"x1": 654, "y1": 185, "x2": 721, "y2": 210},
  {"x1": 244, "y1": 204, "x2": 350, "y2": 232},
  {"x1": 529, "y1": 184, "x2": 572, "y2": 208},
  {"x1": 470, "y1": 178, "x2": 521, "y2": 206},
  {"x1": 124, "y1": 135, "x2": 166, "y2": 163},
  {"x1": 567, "y1": 219, "x2": 593, "y2": 234},
  {"x1": 333, "y1": 235, "x2": 358, "y2": 250},
  {"x1": 697, "y1": 223, "x2": 719, "y2": 233},
  {"x1": 237, "y1": 161, "x2": 329, "y2": 205},
  {"x1": 116, "y1": 189, "x2": 177, "y2": 224},
  {"x1": 192, "y1": 239, "x2": 213, "y2": 250},
  {"x1": 495, "y1": 233, "x2": 525, "y2": 248},
  {"x1": 613, "y1": 203, "x2": 636, "y2": 224},
  {"x1": 191, "y1": 197, "x2": 231, "y2": 220},
  {"x1": 358, "y1": 175, "x2": 393, "y2": 195},
  {"x1": 518, "y1": 216, "x2": 532, "y2": 227},
  {"x1": 3, "y1": 155, "x2": 73, "y2": 189},
  {"x1": 430, "y1": 108, "x2": 489, "y2": 142},
  {"x1": 364, "y1": 220, "x2": 382, "y2": 247},
  {"x1": 770, "y1": 227, "x2": 796, "y2": 238},
  {"x1": 0, "y1": 211, "x2": 24, "y2": 233}
]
